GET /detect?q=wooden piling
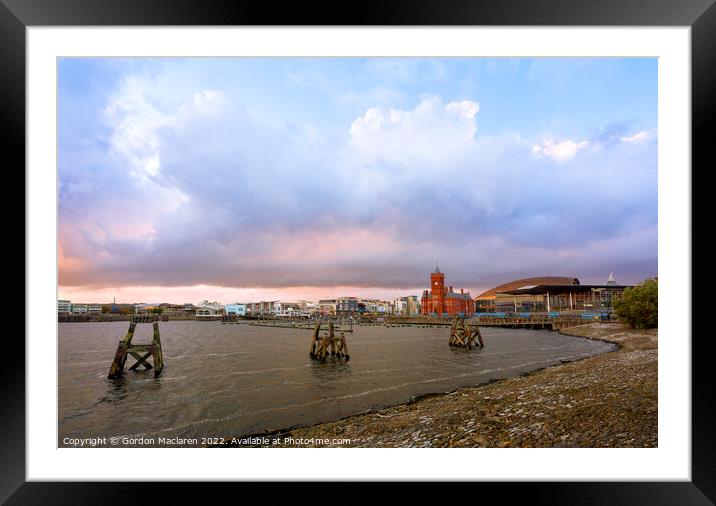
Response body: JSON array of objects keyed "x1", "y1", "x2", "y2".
[
  {"x1": 152, "y1": 321, "x2": 164, "y2": 377},
  {"x1": 474, "y1": 326, "x2": 484, "y2": 347},
  {"x1": 108, "y1": 320, "x2": 165, "y2": 379},
  {"x1": 309, "y1": 322, "x2": 322, "y2": 358},
  {"x1": 309, "y1": 320, "x2": 350, "y2": 362},
  {"x1": 449, "y1": 317, "x2": 484, "y2": 350}
]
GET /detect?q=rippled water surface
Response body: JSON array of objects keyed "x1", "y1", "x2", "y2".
[{"x1": 58, "y1": 321, "x2": 614, "y2": 446}]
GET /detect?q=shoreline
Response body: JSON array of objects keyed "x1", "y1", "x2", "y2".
[{"x1": 217, "y1": 322, "x2": 657, "y2": 448}]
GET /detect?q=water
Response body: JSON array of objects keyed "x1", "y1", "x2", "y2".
[{"x1": 58, "y1": 321, "x2": 615, "y2": 447}]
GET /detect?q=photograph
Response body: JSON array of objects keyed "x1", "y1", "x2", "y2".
[
  {"x1": 57, "y1": 56, "x2": 659, "y2": 449},
  {"x1": 3, "y1": 0, "x2": 710, "y2": 495}
]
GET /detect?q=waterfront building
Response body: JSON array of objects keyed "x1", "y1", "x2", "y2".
[
  {"x1": 88, "y1": 305, "x2": 102, "y2": 314},
  {"x1": 393, "y1": 297, "x2": 407, "y2": 315},
  {"x1": 420, "y1": 265, "x2": 475, "y2": 316},
  {"x1": 260, "y1": 301, "x2": 277, "y2": 315},
  {"x1": 296, "y1": 300, "x2": 318, "y2": 316},
  {"x1": 198, "y1": 300, "x2": 224, "y2": 313},
  {"x1": 272, "y1": 301, "x2": 302, "y2": 317},
  {"x1": 244, "y1": 301, "x2": 278, "y2": 316},
  {"x1": 58, "y1": 299, "x2": 72, "y2": 315},
  {"x1": 479, "y1": 275, "x2": 632, "y2": 312},
  {"x1": 337, "y1": 297, "x2": 360, "y2": 314},
  {"x1": 393, "y1": 295, "x2": 420, "y2": 316},
  {"x1": 361, "y1": 299, "x2": 392, "y2": 314},
  {"x1": 318, "y1": 299, "x2": 338, "y2": 316},
  {"x1": 225, "y1": 303, "x2": 247, "y2": 316},
  {"x1": 474, "y1": 276, "x2": 578, "y2": 312},
  {"x1": 405, "y1": 295, "x2": 420, "y2": 316},
  {"x1": 72, "y1": 304, "x2": 88, "y2": 314}
]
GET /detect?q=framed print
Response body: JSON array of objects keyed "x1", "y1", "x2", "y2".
[{"x1": 7, "y1": 0, "x2": 711, "y2": 502}]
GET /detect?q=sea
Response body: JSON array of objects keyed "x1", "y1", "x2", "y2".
[{"x1": 58, "y1": 320, "x2": 615, "y2": 447}]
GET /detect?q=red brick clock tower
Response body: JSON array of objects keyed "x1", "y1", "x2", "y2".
[
  {"x1": 421, "y1": 264, "x2": 475, "y2": 316},
  {"x1": 430, "y1": 264, "x2": 445, "y2": 315}
]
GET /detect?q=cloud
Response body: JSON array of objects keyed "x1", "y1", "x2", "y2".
[
  {"x1": 59, "y1": 74, "x2": 657, "y2": 294},
  {"x1": 348, "y1": 96, "x2": 480, "y2": 164},
  {"x1": 532, "y1": 138, "x2": 590, "y2": 162},
  {"x1": 620, "y1": 130, "x2": 650, "y2": 143}
]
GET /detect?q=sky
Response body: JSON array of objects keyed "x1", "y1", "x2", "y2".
[{"x1": 58, "y1": 57, "x2": 658, "y2": 304}]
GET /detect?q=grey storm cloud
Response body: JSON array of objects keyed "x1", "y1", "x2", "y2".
[{"x1": 58, "y1": 87, "x2": 658, "y2": 290}]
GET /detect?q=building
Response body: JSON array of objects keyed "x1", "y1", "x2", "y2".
[
  {"x1": 362, "y1": 299, "x2": 391, "y2": 314},
  {"x1": 198, "y1": 300, "x2": 224, "y2": 314},
  {"x1": 225, "y1": 303, "x2": 247, "y2": 316},
  {"x1": 272, "y1": 301, "x2": 302, "y2": 317},
  {"x1": 58, "y1": 300, "x2": 72, "y2": 315},
  {"x1": 393, "y1": 297, "x2": 407, "y2": 315},
  {"x1": 318, "y1": 299, "x2": 338, "y2": 316},
  {"x1": 404, "y1": 295, "x2": 420, "y2": 316},
  {"x1": 244, "y1": 301, "x2": 278, "y2": 316},
  {"x1": 88, "y1": 305, "x2": 102, "y2": 314},
  {"x1": 420, "y1": 265, "x2": 475, "y2": 316},
  {"x1": 474, "y1": 276, "x2": 579, "y2": 312},
  {"x1": 392, "y1": 295, "x2": 420, "y2": 316},
  {"x1": 296, "y1": 300, "x2": 318, "y2": 316},
  {"x1": 337, "y1": 297, "x2": 360, "y2": 314},
  {"x1": 72, "y1": 304, "x2": 88, "y2": 314},
  {"x1": 480, "y1": 274, "x2": 632, "y2": 312}
]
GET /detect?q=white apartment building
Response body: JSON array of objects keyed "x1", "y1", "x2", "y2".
[
  {"x1": 363, "y1": 300, "x2": 391, "y2": 314},
  {"x1": 393, "y1": 298, "x2": 408, "y2": 315},
  {"x1": 58, "y1": 300, "x2": 72, "y2": 314},
  {"x1": 198, "y1": 300, "x2": 224, "y2": 313}
]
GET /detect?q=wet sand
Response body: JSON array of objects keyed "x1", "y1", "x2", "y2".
[{"x1": 221, "y1": 322, "x2": 657, "y2": 447}]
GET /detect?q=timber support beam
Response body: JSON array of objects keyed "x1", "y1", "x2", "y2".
[{"x1": 108, "y1": 321, "x2": 165, "y2": 379}]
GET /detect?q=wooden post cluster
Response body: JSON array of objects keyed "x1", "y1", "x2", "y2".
[
  {"x1": 108, "y1": 321, "x2": 165, "y2": 379},
  {"x1": 449, "y1": 317, "x2": 485, "y2": 349},
  {"x1": 309, "y1": 321, "x2": 350, "y2": 361}
]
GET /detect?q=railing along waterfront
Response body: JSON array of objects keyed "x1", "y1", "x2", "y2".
[
  {"x1": 469, "y1": 313, "x2": 609, "y2": 330},
  {"x1": 249, "y1": 319, "x2": 355, "y2": 332}
]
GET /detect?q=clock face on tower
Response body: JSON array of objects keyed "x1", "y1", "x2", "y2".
[{"x1": 434, "y1": 281, "x2": 438, "y2": 285}]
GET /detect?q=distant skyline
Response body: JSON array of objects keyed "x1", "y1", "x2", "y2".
[{"x1": 58, "y1": 58, "x2": 657, "y2": 304}]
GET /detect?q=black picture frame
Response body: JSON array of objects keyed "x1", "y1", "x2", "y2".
[{"x1": 7, "y1": 0, "x2": 708, "y2": 503}]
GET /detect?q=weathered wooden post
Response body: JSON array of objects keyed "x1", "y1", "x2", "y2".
[
  {"x1": 309, "y1": 320, "x2": 350, "y2": 362},
  {"x1": 473, "y1": 325, "x2": 484, "y2": 347},
  {"x1": 309, "y1": 322, "x2": 322, "y2": 358},
  {"x1": 151, "y1": 321, "x2": 164, "y2": 377},
  {"x1": 449, "y1": 317, "x2": 467, "y2": 347},
  {"x1": 328, "y1": 321, "x2": 337, "y2": 356},
  {"x1": 449, "y1": 318, "x2": 457, "y2": 346},
  {"x1": 108, "y1": 320, "x2": 165, "y2": 379},
  {"x1": 337, "y1": 332, "x2": 349, "y2": 361},
  {"x1": 449, "y1": 317, "x2": 484, "y2": 349},
  {"x1": 108, "y1": 322, "x2": 136, "y2": 378}
]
